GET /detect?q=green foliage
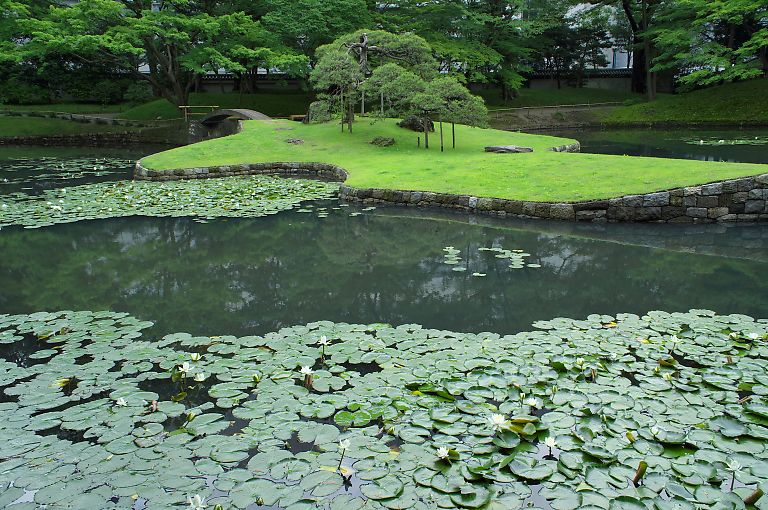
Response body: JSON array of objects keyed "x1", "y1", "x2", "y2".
[
  {"x1": 650, "y1": 0, "x2": 768, "y2": 89},
  {"x1": 260, "y1": 0, "x2": 371, "y2": 57},
  {"x1": 9, "y1": 0, "x2": 307, "y2": 106}
]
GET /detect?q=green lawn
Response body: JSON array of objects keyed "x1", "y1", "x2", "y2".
[
  {"x1": 140, "y1": 119, "x2": 768, "y2": 202},
  {"x1": 600, "y1": 79, "x2": 768, "y2": 125},
  {"x1": 480, "y1": 87, "x2": 641, "y2": 109},
  {"x1": 0, "y1": 103, "x2": 129, "y2": 114},
  {"x1": 0, "y1": 116, "x2": 135, "y2": 137},
  {"x1": 119, "y1": 91, "x2": 314, "y2": 120}
]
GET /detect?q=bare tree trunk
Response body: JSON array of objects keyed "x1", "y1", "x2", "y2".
[
  {"x1": 452, "y1": 123, "x2": 455, "y2": 149},
  {"x1": 361, "y1": 89, "x2": 365, "y2": 116},
  {"x1": 348, "y1": 95, "x2": 353, "y2": 133},
  {"x1": 423, "y1": 119, "x2": 429, "y2": 149},
  {"x1": 380, "y1": 91, "x2": 384, "y2": 115},
  {"x1": 440, "y1": 120, "x2": 444, "y2": 152},
  {"x1": 643, "y1": 0, "x2": 656, "y2": 100}
]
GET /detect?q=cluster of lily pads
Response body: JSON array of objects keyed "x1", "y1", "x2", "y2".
[
  {"x1": 478, "y1": 246, "x2": 540, "y2": 269},
  {"x1": 685, "y1": 137, "x2": 768, "y2": 146},
  {"x1": 0, "y1": 176, "x2": 340, "y2": 229},
  {"x1": 0, "y1": 309, "x2": 766, "y2": 509},
  {"x1": 0, "y1": 157, "x2": 130, "y2": 188},
  {"x1": 443, "y1": 245, "x2": 540, "y2": 276}
]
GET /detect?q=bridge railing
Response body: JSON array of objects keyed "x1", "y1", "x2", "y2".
[{"x1": 179, "y1": 105, "x2": 219, "y2": 122}]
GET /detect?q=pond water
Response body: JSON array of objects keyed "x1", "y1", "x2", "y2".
[
  {"x1": 549, "y1": 127, "x2": 768, "y2": 164},
  {"x1": 1, "y1": 202, "x2": 767, "y2": 340},
  {"x1": 1, "y1": 146, "x2": 767, "y2": 509}
]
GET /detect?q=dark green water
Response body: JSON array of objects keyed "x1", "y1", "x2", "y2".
[
  {"x1": 1, "y1": 144, "x2": 767, "y2": 339},
  {"x1": 551, "y1": 128, "x2": 768, "y2": 163},
  {"x1": 0, "y1": 204, "x2": 766, "y2": 338}
]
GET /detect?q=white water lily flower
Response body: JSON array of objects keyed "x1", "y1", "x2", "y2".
[
  {"x1": 729, "y1": 332, "x2": 739, "y2": 339},
  {"x1": 179, "y1": 362, "x2": 190, "y2": 374},
  {"x1": 436, "y1": 446, "x2": 450, "y2": 460},
  {"x1": 747, "y1": 332, "x2": 760, "y2": 340},
  {"x1": 524, "y1": 397, "x2": 542, "y2": 409},
  {"x1": 318, "y1": 335, "x2": 330, "y2": 346},
  {"x1": 662, "y1": 373, "x2": 672, "y2": 381},
  {"x1": 544, "y1": 436, "x2": 557, "y2": 448},
  {"x1": 300, "y1": 366, "x2": 314, "y2": 375},
  {"x1": 194, "y1": 372, "x2": 206, "y2": 382},
  {"x1": 575, "y1": 358, "x2": 585, "y2": 367},
  {"x1": 190, "y1": 353, "x2": 202, "y2": 362},
  {"x1": 115, "y1": 397, "x2": 127, "y2": 407},
  {"x1": 187, "y1": 494, "x2": 207, "y2": 509},
  {"x1": 488, "y1": 414, "x2": 509, "y2": 432},
  {"x1": 338, "y1": 439, "x2": 350, "y2": 450},
  {"x1": 726, "y1": 459, "x2": 741, "y2": 473},
  {"x1": 650, "y1": 426, "x2": 660, "y2": 437}
]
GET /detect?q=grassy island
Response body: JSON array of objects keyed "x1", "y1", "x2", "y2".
[{"x1": 141, "y1": 119, "x2": 767, "y2": 203}]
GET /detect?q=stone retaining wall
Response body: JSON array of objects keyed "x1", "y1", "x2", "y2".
[
  {"x1": 339, "y1": 173, "x2": 768, "y2": 223},
  {"x1": 0, "y1": 131, "x2": 151, "y2": 146},
  {"x1": 134, "y1": 161, "x2": 348, "y2": 182},
  {"x1": 1, "y1": 110, "x2": 170, "y2": 128},
  {"x1": 136, "y1": 159, "x2": 767, "y2": 223}
]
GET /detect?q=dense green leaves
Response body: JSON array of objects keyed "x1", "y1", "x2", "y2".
[
  {"x1": 0, "y1": 309, "x2": 765, "y2": 508},
  {"x1": 0, "y1": 175, "x2": 339, "y2": 229}
]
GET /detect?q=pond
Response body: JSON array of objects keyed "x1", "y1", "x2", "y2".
[
  {"x1": 0, "y1": 146, "x2": 767, "y2": 510},
  {"x1": 549, "y1": 128, "x2": 768, "y2": 164}
]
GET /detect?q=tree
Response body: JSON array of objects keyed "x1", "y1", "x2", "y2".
[
  {"x1": 362, "y1": 63, "x2": 426, "y2": 117},
  {"x1": 259, "y1": 0, "x2": 371, "y2": 61},
  {"x1": 311, "y1": 29, "x2": 436, "y2": 131},
  {"x1": 410, "y1": 76, "x2": 488, "y2": 150},
  {"x1": 309, "y1": 48, "x2": 362, "y2": 132},
  {"x1": 14, "y1": 0, "x2": 307, "y2": 106},
  {"x1": 650, "y1": 0, "x2": 768, "y2": 90},
  {"x1": 588, "y1": 0, "x2": 663, "y2": 95}
]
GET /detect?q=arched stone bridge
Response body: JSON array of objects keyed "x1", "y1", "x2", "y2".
[{"x1": 199, "y1": 109, "x2": 271, "y2": 126}]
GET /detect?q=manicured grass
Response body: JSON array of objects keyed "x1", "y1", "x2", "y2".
[
  {"x1": 480, "y1": 87, "x2": 641, "y2": 109},
  {"x1": 0, "y1": 116, "x2": 135, "y2": 137},
  {"x1": 0, "y1": 103, "x2": 129, "y2": 114},
  {"x1": 600, "y1": 79, "x2": 768, "y2": 125},
  {"x1": 140, "y1": 119, "x2": 768, "y2": 202},
  {"x1": 119, "y1": 91, "x2": 314, "y2": 120}
]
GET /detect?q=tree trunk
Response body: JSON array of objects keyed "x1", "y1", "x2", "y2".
[
  {"x1": 380, "y1": 91, "x2": 384, "y2": 115},
  {"x1": 452, "y1": 123, "x2": 455, "y2": 149},
  {"x1": 347, "y1": 95, "x2": 353, "y2": 133},
  {"x1": 440, "y1": 120, "x2": 444, "y2": 152},
  {"x1": 423, "y1": 119, "x2": 429, "y2": 149},
  {"x1": 642, "y1": 0, "x2": 656, "y2": 100},
  {"x1": 361, "y1": 89, "x2": 365, "y2": 116},
  {"x1": 631, "y1": 45, "x2": 646, "y2": 94}
]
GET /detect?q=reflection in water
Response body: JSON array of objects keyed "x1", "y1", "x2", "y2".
[
  {"x1": 550, "y1": 128, "x2": 768, "y2": 164},
  {"x1": 0, "y1": 204, "x2": 765, "y2": 338}
]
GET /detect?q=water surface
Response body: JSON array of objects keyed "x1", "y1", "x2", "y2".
[{"x1": 550, "y1": 127, "x2": 768, "y2": 163}]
